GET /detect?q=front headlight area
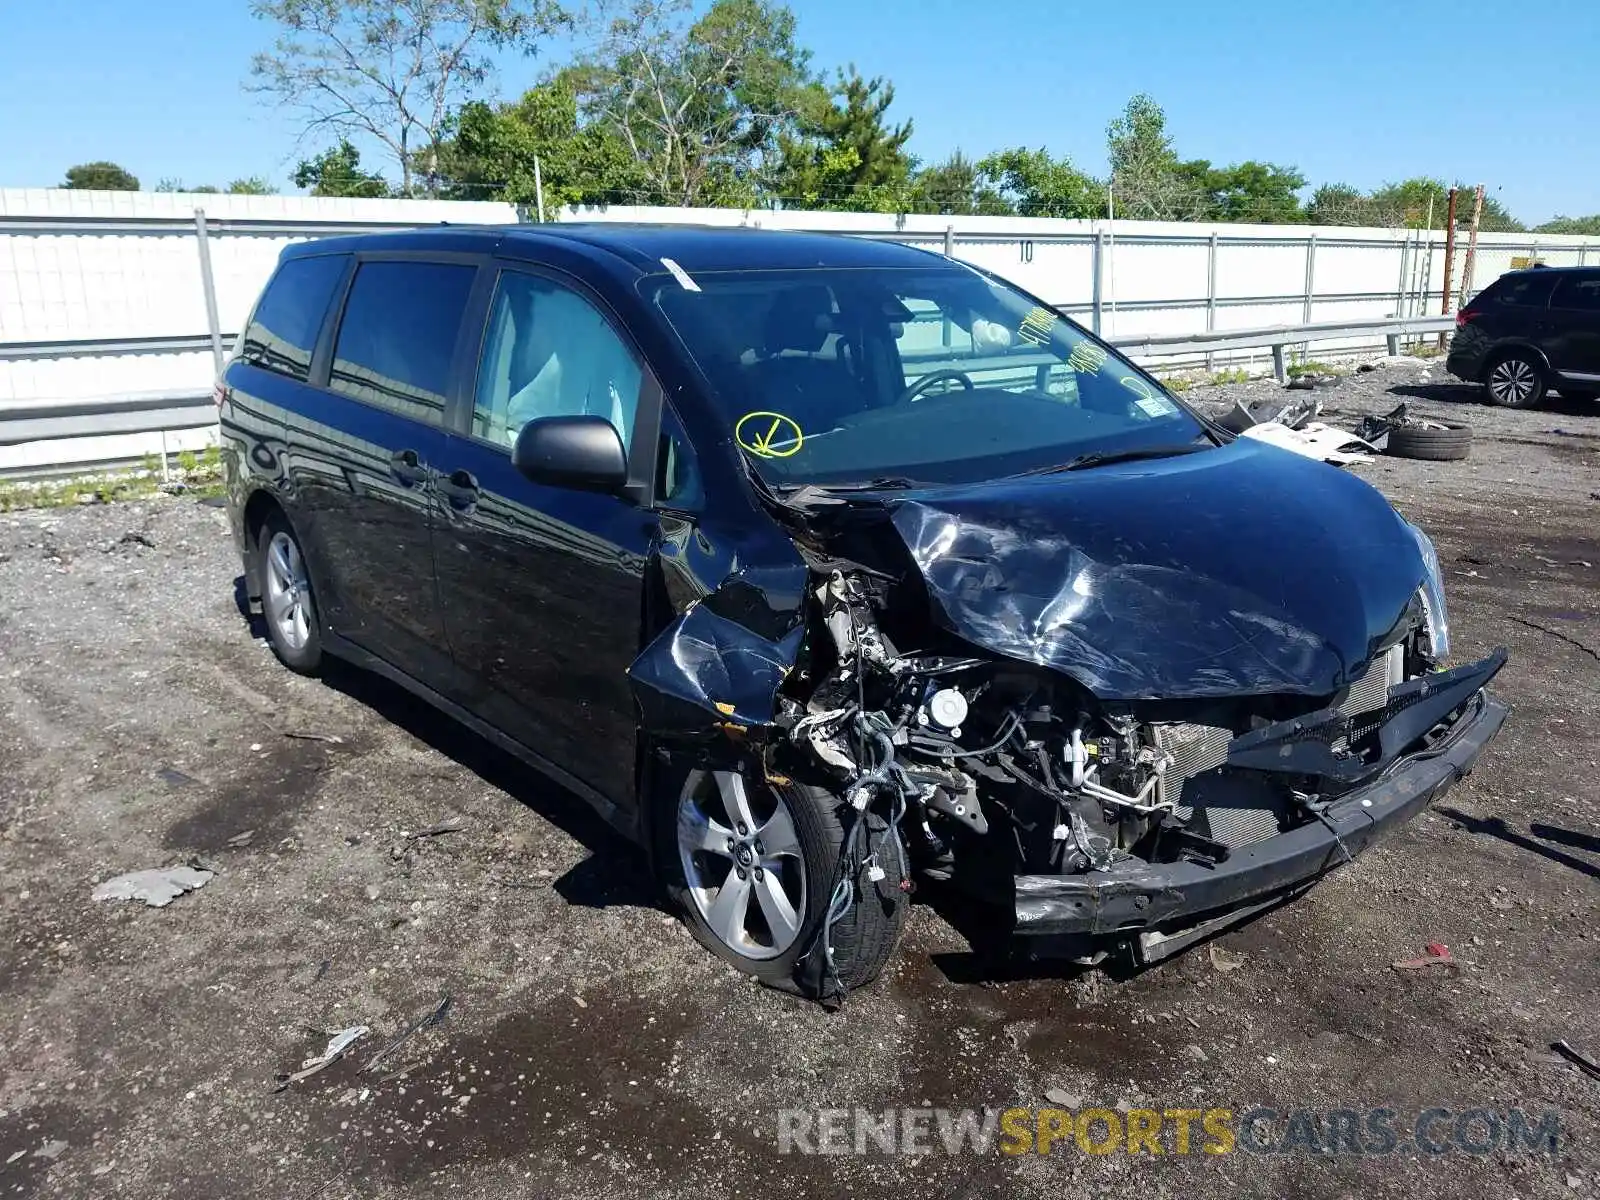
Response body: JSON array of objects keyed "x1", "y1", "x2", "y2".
[{"x1": 1407, "y1": 523, "x2": 1451, "y2": 662}]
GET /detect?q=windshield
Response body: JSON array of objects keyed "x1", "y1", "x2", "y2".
[{"x1": 651, "y1": 263, "x2": 1206, "y2": 487}]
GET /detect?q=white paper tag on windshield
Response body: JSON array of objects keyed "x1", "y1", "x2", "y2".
[
  {"x1": 1135, "y1": 394, "x2": 1179, "y2": 417},
  {"x1": 660, "y1": 257, "x2": 701, "y2": 293}
]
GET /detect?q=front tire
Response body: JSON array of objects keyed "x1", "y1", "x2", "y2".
[
  {"x1": 1483, "y1": 352, "x2": 1546, "y2": 408},
  {"x1": 657, "y1": 766, "x2": 908, "y2": 999},
  {"x1": 257, "y1": 512, "x2": 323, "y2": 675}
]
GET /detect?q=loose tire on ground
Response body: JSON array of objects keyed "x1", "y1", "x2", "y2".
[
  {"x1": 656, "y1": 765, "x2": 908, "y2": 999},
  {"x1": 256, "y1": 511, "x2": 324, "y2": 675},
  {"x1": 1383, "y1": 422, "x2": 1473, "y2": 462}
]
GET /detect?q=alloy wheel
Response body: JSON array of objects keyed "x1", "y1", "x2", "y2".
[
  {"x1": 263, "y1": 530, "x2": 312, "y2": 651},
  {"x1": 1488, "y1": 358, "x2": 1537, "y2": 406},
  {"x1": 676, "y1": 770, "x2": 807, "y2": 961}
]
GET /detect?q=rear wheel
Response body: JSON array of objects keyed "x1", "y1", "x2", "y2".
[
  {"x1": 257, "y1": 512, "x2": 323, "y2": 675},
  {"x1": 1483, "y1": 352, "x2": 1546, "y2": 408},
  {"x1": 658, "y1": 766, "x2": 908, "y2": 998}
]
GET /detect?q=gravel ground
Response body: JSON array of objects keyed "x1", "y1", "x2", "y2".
[{"x1": 1, "y1": 366, "x2": 1597, "y2": 1198}]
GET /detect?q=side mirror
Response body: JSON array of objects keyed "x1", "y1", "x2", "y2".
[{"x1": 512, "y1": 415, "x2": 628, "y2": 494}]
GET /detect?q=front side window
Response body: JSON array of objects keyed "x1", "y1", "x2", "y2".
[
  {"x1": 238, "y1": 254, "x2": 347, "y2": 382},
  {"x1": 652, "y1": 265, "x2": 1204, "y2": 488},
  {"x1": 473, "y1": 272, "x2": 643, "y2": 451},
  {"x1": 329, "y1": 260, "x2": 477, "y2": 422}
]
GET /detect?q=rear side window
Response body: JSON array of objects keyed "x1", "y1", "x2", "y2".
[
  {"x1": 1482, "y1": 274, "x2": 1556, "y2": 308},
  {"x1": 238, "y1": 254, "x2": 347, "y2": 382},
  {"x1": 329, "y1": 261, "x2": 477, "y2": 422},
  {"x1": 1551, "y1": 273, "x2": 1600, "y2": 311}
]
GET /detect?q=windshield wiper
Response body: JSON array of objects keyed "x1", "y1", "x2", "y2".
[{"x1": 1010, "y1": 442, "x2": 1212, "y2": 477}]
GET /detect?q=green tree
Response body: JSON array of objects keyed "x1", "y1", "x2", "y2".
[
  {"x1": 1175, "y1": 159, "x2": 1306, "y2": 223},
  {"x1": 227, "y1": 176, "x2": 277, "y2": 195},
  {"x1": 1306, "y1": 182, "x2": 1368, "y2": 225},
  {"x1": 437, "y1": 76, "x2": 644, "y2": 207},
  {"x1": 770, "y1": 68, "x2": 914, "y2": 210},
  {"x1": 249, "y1": 0, "x2": 565, "y2": 197},
  {"x1": 1105, "y1": 94, "x2": 1201, "y2": 220},
  {"x1": 577, "y1": 0, "x2": 813, "y2": 207},
  {"x1": 911, "y1": 151, "x2": 1010, "y2": 217},
  {"x1": 975, "y1": 147, "x2": 1099, "y2": 218},
  {"x1": 63, "y1": 161, "x2": 139, "y2": 190},
  {"x1": 292, "y1": 140, "x2": 390, "y2": 197},
  {"x1": 1536, "y1": 214, "x2": 1600, "y2": 235}
]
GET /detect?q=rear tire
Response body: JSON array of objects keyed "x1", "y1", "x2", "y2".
[
  {"x1": 656, "y1": 765, "x2": 908, "y2": 999},
  {"x1": 257, "y1": 512, "x2": 323, "y2": 675},
  {"x1": 1482, "y1": 352, "x2": 1546, "y2": 408}
]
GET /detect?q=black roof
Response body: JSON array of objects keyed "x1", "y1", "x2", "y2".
[{"x1": 285, "y1": 222, "x2": 947, "y2": 277}]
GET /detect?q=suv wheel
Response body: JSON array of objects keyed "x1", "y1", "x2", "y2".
[
  {"x1": 1484, "y1": 352, "x2": 1546, "y2": 408},
  {"x1": 258, "y1": 512, "x2": 323, "y2": 675},
  {"x1": 659, "y1": 766, "x2": 908, "y2": 998}
]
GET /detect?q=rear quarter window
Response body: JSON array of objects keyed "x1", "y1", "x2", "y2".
[
  {"x1": 1551, "y1": 273, "x2": 1600, "y2": 311},
  {"x1": 1481, "y1": 274, "x2": 1556, "y2": 308},
  {"x1": 238, "y1": 254, "x2": 349, "y2": 382}
]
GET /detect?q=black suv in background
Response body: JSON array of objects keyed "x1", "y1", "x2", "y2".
[{"x1": 1448, "y1": 266, "x2": 1600, "y2": 408}]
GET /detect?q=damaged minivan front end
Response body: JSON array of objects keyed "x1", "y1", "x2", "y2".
[{"x1": 631, "y1": 438, "x2": 1507, "y2": 996}]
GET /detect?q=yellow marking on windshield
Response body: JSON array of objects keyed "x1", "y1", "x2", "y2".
[
  {"x1": 1017, "y1": 306, "x2": 1056, "y2": 347},
  {"x1": 735, "y1": 410, "x2": 804, "y2": 459},
  {"x1": 1068, "y1": 342, "x2": 1108, "y2": 374}
]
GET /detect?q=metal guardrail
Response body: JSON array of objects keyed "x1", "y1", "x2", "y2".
[
  {"x1": 0, "y1": 389, "x2": 215, "y2": 448},
  {"x1": 1113, "y1": 314, "x2": 1458, "y2": 380},
  {"x1": 0, "y1": 311, "x2": 1456, "y2": 469}
]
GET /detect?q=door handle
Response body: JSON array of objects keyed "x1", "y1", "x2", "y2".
[
  {"x1": 390, "y1": 449, "x2": 429, "y2": 488},
  {"x1": 438, "y1": 468, "x2": 480, "y2": 511}
]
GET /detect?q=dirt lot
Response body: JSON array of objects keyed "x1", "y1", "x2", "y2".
[{"x1": 1, "y1": 366, "x2": 1597, "y2": 1198}]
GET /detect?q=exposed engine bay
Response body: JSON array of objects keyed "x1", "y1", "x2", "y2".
[{"x1": 782, "y1": 567, "x2": 1443, "y2": 892}]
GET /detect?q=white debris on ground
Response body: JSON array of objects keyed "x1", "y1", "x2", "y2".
[{"x1": 91, "y1": 865, "x2": 214, "y2": 908}]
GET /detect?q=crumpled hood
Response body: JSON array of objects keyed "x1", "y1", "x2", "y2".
[{"x1": 884, "y1": 438, "x2": 1428, "y2": 700}]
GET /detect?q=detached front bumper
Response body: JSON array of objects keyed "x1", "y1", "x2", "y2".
[{"x1": 1010, "y1": 688, "x2": 1509, "y2": 953}]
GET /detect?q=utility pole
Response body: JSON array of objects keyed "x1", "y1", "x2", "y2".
[
  {"x1": 1459, "y1": 184, "x2": 1485, "y2": 305},
  {"x1": 1438, "y1": 186, "x2": 1459, "y2": 349},
  {"x1": 534, "y1": 155, "x2": 546, "y2": 224}
]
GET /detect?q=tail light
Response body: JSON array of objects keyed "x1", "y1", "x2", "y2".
[
  {"x1": 213, "y1": 382, "x2": 227, "y2": 409},
  {"x1": 1455, "y1": 309, "x2": 1477, "y2": 328}
]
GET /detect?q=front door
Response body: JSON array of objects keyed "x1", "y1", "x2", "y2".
[
  {"x1": 1545, "y1": 270, "x2": 1600, "y2": 387},
  {"x1": 433, "y1": 266, "x2": 657, "y2": 809},
  {"x1": 288, "y1": 257, "x2": 478, "y2": 681}
]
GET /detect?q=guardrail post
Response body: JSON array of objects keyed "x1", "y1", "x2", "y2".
[
  {"x1": 1387, "y1": 332, "x2": 1401, "y2": 356},
  {"x1": 1300, "y1": 234, "x2": 1317, "y2": 362},
  {"x1": 1272, "y1": 343, "x2": 1287, "y2": 384},
  {"x1": 193, "y1": 209, "x2": 225, "y2": 377},
  {"x1": 1205, "y1": 232, "x2": 1219, "y2": 371},
  {"x1": 1091, "y1": 230, "x2": 1105, "y2": 335}
]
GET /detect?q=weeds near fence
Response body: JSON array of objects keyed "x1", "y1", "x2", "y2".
[
  {"x1": 0, "y1": 447, "x2": 225, "y2": 513},
  {"x1": 1207, "y1": 368, "x2": 1252, "y2": 386}
]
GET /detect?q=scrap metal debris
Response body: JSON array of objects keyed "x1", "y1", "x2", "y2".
[
  {"x1": 92, "y1": 865, "x2": 213, "y2": 908},
  {"x1": 406, "y1": 819, "x2": 464, "y2": 840},
  {"x1": 1239, "y1": 421, "x2": 1376, "y2": 465},
  {"x1": 280, "y1": 730, "x2": 344, "y2": 745},
  {"x1": 1552, "y1": 1040, "x2": 1600, "y2": 1083},
  {"x1": 225, "y1": 830, "x2": 255, "y2": 848},
  {"x1": 156, "y1": 767, "x2": 198, "y2": 789},
  {"x1": 1391, "y1": 942, "x2": 1456, "y2": 971},
  {"x1": 274, "y1": 1026, "x2": 368, "y2": 1092},
  {"x1": 1217, "y1": 394, "x2": 1322, "y2": 434},
  {"x1": 363, "y1": 996, "x2": 452, "y2": 1075}
]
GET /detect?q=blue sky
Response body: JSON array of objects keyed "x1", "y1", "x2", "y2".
[{"x1": 1, "y1": 0, "x2": 1595, "y2": 223}]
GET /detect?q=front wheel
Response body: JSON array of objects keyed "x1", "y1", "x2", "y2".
[
  {"x1": 657, "y1": 766, "x2": 908, "y2": 999},
  {"x1": 1483, "y1": 352, "x2": 1546, "y2": 408}
]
